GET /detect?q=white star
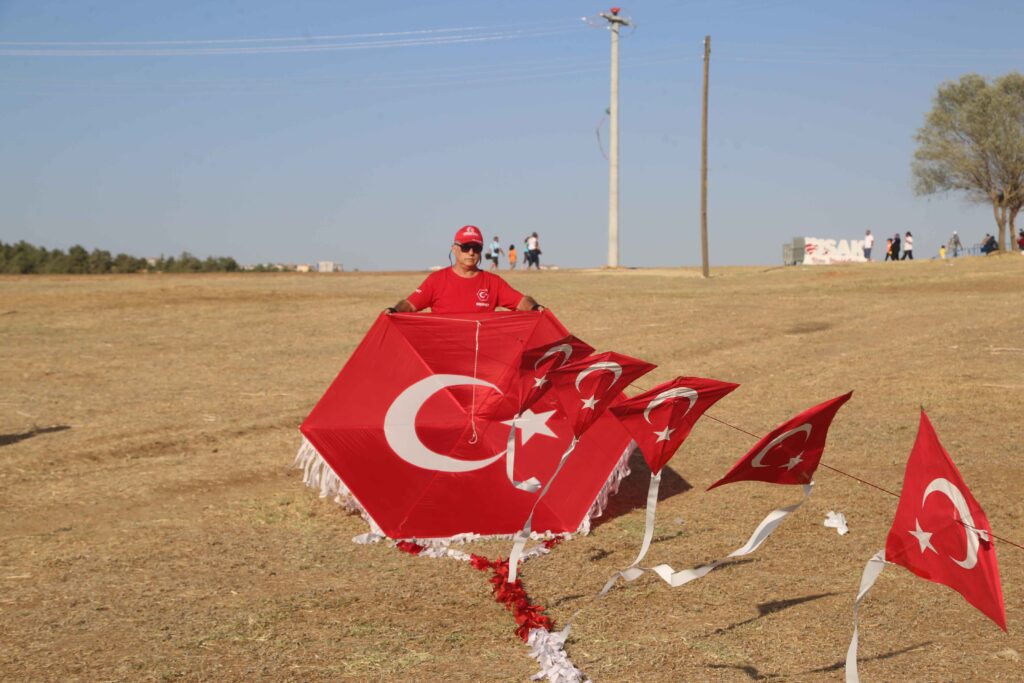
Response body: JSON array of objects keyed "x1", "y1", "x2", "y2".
[
  {"x1": 909, "y1": 519, "x2": 937, "y2": 554},
  {"x1": 653, "y1": 426, "x2": 675, "y2": 442},
  {"x1": 532, "y1": 374, "x2": 548, "y2": 389},
  {"x1": 501, "y1": 408, "x2": 557, "y2": 445},
  {"x1": 781, "y1": 453, "x2": 803, "y2": 470},
  {"x1": 581, "y1": 395, "x2": 599, "y2": 410}
]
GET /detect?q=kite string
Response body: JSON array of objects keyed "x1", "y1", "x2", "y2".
[
  {"x1": 468, "y1": 320, "x2": 481, "y2": 444},
  {"x1": 624, "y1": 385, "x2": 1024, "y2": 552},
  {"x1": 699, "y1": 410, "x2": 1024, "y2": 553}
]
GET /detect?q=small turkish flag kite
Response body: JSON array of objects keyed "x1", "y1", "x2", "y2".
[
  {"x1": 707, "y1": 391, "x2": 852, "y2": 490},
  {"x1": 611, "y1": 376, "x2": 739, "y2": 474},
  {"x1": 547, "y1": 351, "x2": 656, "y2": 437},
  {"x1": 515, "y1": 335, "x2": 595, "y2": 413},
  {"x1": 885, "y1": 410, "x2": 1006, "y2": 630}
]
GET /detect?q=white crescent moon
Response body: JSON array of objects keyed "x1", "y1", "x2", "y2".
[
  {"x1": 534, "y1": 344, "x2": 574, "y2": 370},
  {"x1": 383, "y1": 374, "x2": 505, "y2": 473},
  {"x1": 750, "y1": 423, "x2": 812, "y2": 468},
  {"x1": 923, "y1": 477, "x2": 985, "y2": 570},
  {"x1": 643, "y1": 386, "x2": 698, "y2": 424},
  {"x1": 575, "y1": 361, "x2": 622, "y2": 392}
]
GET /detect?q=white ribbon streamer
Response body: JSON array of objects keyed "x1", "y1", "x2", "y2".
[
  {"x1": 648, "y1": 482, "x2": 815, "y2": 587},
  {"x1": 824, "y1": 510, "x2": 850, "y2": 535},
  {"x1": 600, "y1": 471, "x2": 662, "y2": 594},
  {"x1": 527, "y1": 626, "x2": 590, "y2": 683},
  {"x1": 509, "y1": 436, "x2": 580, "y2": 582},
  {"x1": 845, "y1": 549, "x2": 887, "y2": 683},
  {"x1": 505, "y1": 414, "x2": 542, "y2": 493}
]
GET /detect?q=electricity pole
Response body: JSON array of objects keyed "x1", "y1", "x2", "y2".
[
  {"x1": 700, "y1": 35, "x2": 711, "y2": 278},
  {"x1": 601, "y1": 7, "x2": 629, "y2": 268}
]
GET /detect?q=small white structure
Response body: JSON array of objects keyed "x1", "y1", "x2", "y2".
[{"x1": 317, "y1": 260, "x2": 338, "y2": 273}]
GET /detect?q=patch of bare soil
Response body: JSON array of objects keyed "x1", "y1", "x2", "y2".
[{"x1": 2, "y1": 259, "x2": 1022, "y2": 681}]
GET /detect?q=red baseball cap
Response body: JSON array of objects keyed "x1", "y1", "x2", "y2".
[{"x1": 454, "y1": 225, "x2": 483, "y2": 245}]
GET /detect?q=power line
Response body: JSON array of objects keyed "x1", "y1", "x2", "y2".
[
  {"x1": 0, "y1": 20, "x2": 571, "y2": 47},
  {"x1": 0, "y1": 25, "x2": 583, "y2": 58}
]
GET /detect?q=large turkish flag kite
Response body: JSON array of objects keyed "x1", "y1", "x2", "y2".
[
  {"x1": 885, "y1": 411, "x2": 1006, "y2": 630},
  {"x1": 611, "y1": 376, "x2": 739, "y2": 474},
  {"x1": 707, "y1": 391, "x2": 852, "y2": 490},
  {"x1": 546, "y1": 351, "x2": 657, "y2": 437},
  {"x1": 300, "y1": 311, "x2": 634, "y2": 539}
]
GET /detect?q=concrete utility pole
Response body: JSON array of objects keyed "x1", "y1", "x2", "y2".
[
  {"x1": 601, "y1": 7, "x2": 629, "y2": 268},
  {"x1": 700, "y1": 35, "x2": 711, "y2": 278}
]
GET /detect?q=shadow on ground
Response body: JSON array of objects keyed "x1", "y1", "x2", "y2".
[
  {"x1": 807, "y1": 642, "x2": 933, "y2": 674},
  {"x1": 589, "y1": 449, "x2": 691, "y2": 531},
  {"x1": 710, "y1": 592, "x2": 838, "y2": 635},
  {"x1": 706, "y1": 663, "x2": 780, "y2": 680},
  {"x1": 0, "y1": 425, "x2": 70, "y2": 448}
]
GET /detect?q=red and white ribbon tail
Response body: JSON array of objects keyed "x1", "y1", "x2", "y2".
[
  {"x1": 527, "y1": 626, "x2": 590, "y2": 683},
  {"x1": 509, "y1": 436, "x2": 580, "y2": 583},
  {"x1": 845, "y1": 549, "x2": 887, "y2": 683},
  {"x1": 600, "y1": 471, "x2": 662, "y2": 595},
  {"x1": 650, "y1": 482, "x2": 814, "y2": 587},
  {"x1": 506, "y1": 414, "x2": 542, "y2": 493}
]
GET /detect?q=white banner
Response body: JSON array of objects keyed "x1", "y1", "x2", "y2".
[{"x1": 803, "y1": 237, "x2": 867, "y2": 265}]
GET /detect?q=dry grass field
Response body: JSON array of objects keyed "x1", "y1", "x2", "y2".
[{"x1": 2, "y1": 256, "x2": 1023, "y2": 682}]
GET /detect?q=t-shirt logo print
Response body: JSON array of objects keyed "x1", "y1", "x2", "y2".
[{"x1": 476, "y1": 289, "x2": 489, "y2": 302}]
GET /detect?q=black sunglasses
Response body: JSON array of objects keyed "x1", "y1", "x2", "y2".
[{"x1": 456, "y1": 243, "x2": 483, "y2": 254}]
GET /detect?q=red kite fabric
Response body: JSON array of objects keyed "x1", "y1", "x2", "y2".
[
  {"x1": 707, "y1": 391, "x2": 852, "y2": 490},
  {"x1": 545, "y1": 351, "x2": 657, "y2": 437},
  {"x1": 611, "y1": 376, "x2": 739, "y2": 474},
  {"x1": 300, "y1": 311, "x2": 634, "y2": 539},
  {"x1": 885, "y1": 410, "x2": 1006, "y2": 630},
  {"x1": 515, "y1": 335, "x2": 595, "y2": 414}
]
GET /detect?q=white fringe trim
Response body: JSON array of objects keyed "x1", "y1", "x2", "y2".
[
  {"x1": 527, "y1": 627, "x2": 590, "y2": 683},
  {"x1": 575, "y1": 441, "x2": 635, "y2": 535},
  {"x1": 293, "y1": 436, "x2": 635, "y2": 542}
]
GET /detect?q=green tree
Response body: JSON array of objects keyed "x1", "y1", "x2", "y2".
[{"x1": 913, "y1": 72, "x2": 1024, "y2": 252}]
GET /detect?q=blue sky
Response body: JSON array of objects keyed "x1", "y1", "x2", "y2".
[{"x1": 1, "y1": 1, "x2": 1021, "y2": 269}]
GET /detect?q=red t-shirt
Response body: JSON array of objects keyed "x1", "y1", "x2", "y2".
[{"x1": 406, "y1": 268, "x2": 524, "y2": 314}]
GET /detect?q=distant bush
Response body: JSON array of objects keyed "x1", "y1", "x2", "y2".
[{"x1": 0, "y1": 241, "x2": 239, "y2": 274}]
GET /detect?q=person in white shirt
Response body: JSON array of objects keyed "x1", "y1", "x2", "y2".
[
  {"x1": 901, "y1": 231, "x2": 914, "y2": 260},
  {"x1": 863, "y1": 230, "x2": 875, "y2": 261}
]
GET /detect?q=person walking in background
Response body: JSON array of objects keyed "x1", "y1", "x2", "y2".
[
  {"x1": 1017, "y1": 229, "x2": 1024, "y2": 253},
  {"x1": 884, "y1": 237, "x2": 893, "y2": 261},
  {"x1": 949, "y1": 231, "x2": 963, "y2": 257},
  {"x1": 508, "y1": 243, "x2": 517, "y2": 269},
  {"x1": 525, "y1": 232, "x2": 541, "y2": 270},
  {"x1": 487, "y1": 235, "x2": 504, "y2": 272},
  {"x1": 863, "y1": 229, "x2": 874, "y2": 261},
  {"x1": 901, "y1": 231, "x2": 914, "y2": 260},
  {"x1": 890, "y1": 232, "x2": 901, "y2": 262}
]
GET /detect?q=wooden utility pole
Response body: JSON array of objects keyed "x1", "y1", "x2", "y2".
[
  {"x1": 700, "y1": 35, "x2": 711, "y2": 278},
  {"x1": 601, "y1": 8, "x2": 629, "y2": 267}
]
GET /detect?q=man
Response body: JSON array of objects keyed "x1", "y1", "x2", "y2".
[
  {"x1": 525, "y1": 232, "x2": 540, "y2": 270},
  {"x1": 386, "y1": 225, "x2": 544, "y2": 315},
  {"x1": 863, "y1": 229, "x2": 874, "y2": 261},
  {"x1": 949, "y1": 231, "x2": 963, "y2": 257},
  {"x1": 487, "y1": 235, "x2": 504, "y2": 272}
]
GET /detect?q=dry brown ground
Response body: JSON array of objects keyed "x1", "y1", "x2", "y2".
[{"x1": 2, "y1": 257, "x2": 1023, "y2": 682}]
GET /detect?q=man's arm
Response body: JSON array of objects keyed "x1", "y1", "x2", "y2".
[
  {"x1": 516, "y1": 295, "x2": 544, "y2": 312},
  {"x1": 385, "y1": 299, "x2": 416, "y2": 315}
]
